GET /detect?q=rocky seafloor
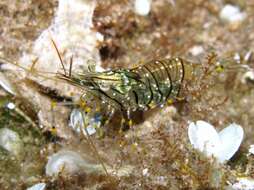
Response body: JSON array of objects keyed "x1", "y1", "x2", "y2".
[{"x1": 1, "y1": 0, "x2": 254, "y2": 189}]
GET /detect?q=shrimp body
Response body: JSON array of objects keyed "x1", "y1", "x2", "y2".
[{"x1": 58, "y1": 57, "x2": 186, "y2": 128}]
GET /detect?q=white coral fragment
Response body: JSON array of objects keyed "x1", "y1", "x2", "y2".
[{"x1": 20, "y1": 0, "x2": 102, "y2": 77}]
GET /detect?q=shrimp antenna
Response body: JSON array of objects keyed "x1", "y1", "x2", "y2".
[
  {"x1": 50, "y1": 38, "x2": 67, "y2": 76},
  {"x1": 69, "y1": 55, "x2": 73, "y2": 77}
]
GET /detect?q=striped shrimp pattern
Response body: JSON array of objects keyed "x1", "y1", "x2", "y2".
[{"x1": 58, "y1": 57, "x2": 186, "y2": 128}]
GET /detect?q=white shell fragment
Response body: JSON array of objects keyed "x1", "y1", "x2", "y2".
[
  {"x1": 0, "y1": 72, "x2": 16, "y2": 95},
  {"x1": 134, "y1": 0, "x2": 152, "y2": 16},
  {"x1": 241, "y1": 70, "x2": 254, "y2": 85},
  {"x1": 248, "y1": 145, "x2": 254, "y2": 155},
  {"x1": 220, "y1": 4, "x2": 246, "y2": 24},
  {"x1": 142, "y1": 168, "x2": 149, "y2": 176},
  {"x1": 69, "y1": 108, "x2": 97, "y2": 136},
  {"x1": 216, "y1": 123, "x2": 243, "y2": 162},
  {"x1": 189, "y1": 45, "x2": 204, "y2": 56},
  {"x1": 95, "y1": 65, "x2": 105, "y2": 72},
  {"x1": 188, "y1": 121, "x2": 220, "y2": 156},
  {"x1": 188, "y1": 120, "x2": 244, "y2": 163},
  {"x1": 231, "y1": 177, "x2": 254, "y2": 190},
  {"x1": 0, "y1": 128, "x2": 22, "y2": 156},
  {"x1": 26, "y1": 183, "x2": 46, "y2": 190},
  {"x1": 46, "y1": 150, "x2": 103, "y2": 176},
  {"x1": 6, "y1": 102, "x2": 15, "y2": 110}
]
